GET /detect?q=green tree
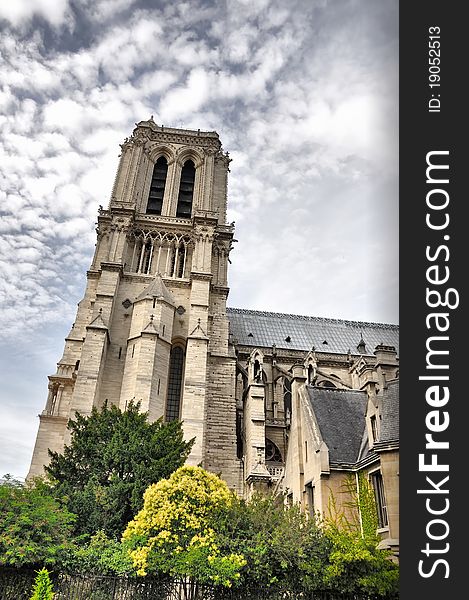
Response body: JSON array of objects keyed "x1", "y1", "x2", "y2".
[
  {"x1": 321, "y1": 522, "x2": 399, "y2": 597},
  {"x1": 320, "y1": 479, "x2": 399, "y2": 597},
  {"x1": 217, "y1": 490, "x2": 397, "y2": 597},
  {"x1": 216, "y1": 493, "x2": 329, "y2": 593},
  {"x1": 0, "y1": 476, "x2": 75, "y2": 568},
  {"x1": 46, "y1": 401, "x2": 193, "y2": 538},
  {"x1": 60, "y1": 530, "x2": 134, "y2": 576},
  {"x1": 29, "y1": 568, "x2": 55, "y2": 600},
  {"x1": 123, "y1": 466, "x2": 246, "y2": 597}
]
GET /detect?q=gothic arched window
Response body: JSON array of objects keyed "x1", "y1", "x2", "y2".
[
  {"x1": 165, "y1": 346, "x2": 185, "y2": 421},
  {"x1": 265, "y1": 438, "x2": 282, "y2": 462},
  {"x1": 141, "y1": 240, "x2": 153, "y2": 274},
  {"x1": 146, "y1": 156, "x2": 168, "y2": 215},
  {"x1": 176, "y1": 160, "x2": 195, "y2": 218},
  {"x1": 254, "y1": 359, "x2": 261, "y2": 381},
  {"x1": 169, "y1": 244, "x2": 186, "y2": 278}
]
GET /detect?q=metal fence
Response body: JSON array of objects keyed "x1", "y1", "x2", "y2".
[{"x1": 0, "y1": 569, "x2": 397, "y2": 600}]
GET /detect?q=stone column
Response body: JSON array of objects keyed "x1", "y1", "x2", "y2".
[
  {"x1": 283, "y1": 363, "x2": 307, "y2": 503},
  {"x1": 244, "y1": 380, "x2": 271, "y2": 497}
]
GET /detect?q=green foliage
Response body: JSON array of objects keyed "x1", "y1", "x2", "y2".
[
  {"x1": 320, "y1": 477, "x2": 399, "y2": 598},
  {"x1": 357, "y1": 472, "x2": 380, "y2": 540},
  {"x1": 59, "y1": 530, "x2": 134, "y2": 576},
  {"x1": 29, "y1": 568, "x2": 55, "y2": 600},
  {"x1": 123, "y1": 466, "x2": 246, "y2": 587},
  {"x1": 217, "y1": 490, "x2": 397, "y2": 597},
  {"x1": 329, "y1": 473, "x2": 380, "y2": 541},
  {"x1": 322, "y1": 523, "x2": 399, "y2": 597},
  {"x1": 0, "y1": 475, "x2": 76, "y2": 568},
  {"x1": 216, "y1": 493, "x2": 329, "y2": 593},
  {"x1": 46, "y1": 401, "x2": 193, "y2": 538}
]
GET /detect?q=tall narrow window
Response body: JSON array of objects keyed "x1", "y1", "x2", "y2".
[
  {"x1": 169, "y1": 244, "x2": 186, "y2": 278},
  {"x1": 169, "y1": 245, "x2": 177, "y2": 277},
  {"x1": 371, "y1": 471, "x2": 388, "y2": 528},
  {"x1": 305, "y1": 482, "x2": 315, "y2": 517},
  {"x1": 142, "y1": 241, "x2": 153, "y2": 274},
  {"x1": 165, "y1": 346, "x2": 185, "y2": 421},
  {"x1": 236, "y1": 409, "x2": 243, "y2": 459},
  {"x1": 177, "y1": 245, "x2": 186, "y2": 278},
  {"x1": 253, "y1": 359, "x2": 261, "y2": 381},
  {"x1": 176, "y1": 160, "x2": 195, "y2": 218},
  {"x1": 283, "y1": 378, "x2": 292, "y2": 416},
  {"x1": 370, "y1": 414, "x2": 378, "y2": 443},
  {"x1": 146, "y1": 156, "x2": 168, "y2": 215}
]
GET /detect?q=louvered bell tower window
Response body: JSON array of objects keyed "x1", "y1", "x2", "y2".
[
  {"x1": 146, "y1": 156, "x2": 168, "y2": 215},
  {"x1": 176, "y1": 160, "x2": 195, "y2": 218}
]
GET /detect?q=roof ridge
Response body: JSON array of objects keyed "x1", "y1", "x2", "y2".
[
  {"x1": 307, "y1": 385, "x2": 367, "y2": 395},
  {"x1": 226, "y1": 306, "x2": 399, "y2": 329}
]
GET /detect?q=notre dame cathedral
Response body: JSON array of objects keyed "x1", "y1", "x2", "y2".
[{"x1": 28, "y1": 120, "x2": 399, "y2": 555}]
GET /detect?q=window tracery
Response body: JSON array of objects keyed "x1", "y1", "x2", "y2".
[
  {"x1": 265, "y1": 438, "x2": 283, "y2": 462},
  {"x1": 127, "y1": 230, "x2": 192, "y2": 277}
]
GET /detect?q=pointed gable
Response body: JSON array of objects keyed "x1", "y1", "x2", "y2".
[{"x1": 135, "y1": 274, "x2": 175, "y2": 307}]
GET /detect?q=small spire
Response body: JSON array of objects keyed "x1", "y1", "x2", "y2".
[{"x1": 357, "y1": 332, "x2": 366, "y2": 354}]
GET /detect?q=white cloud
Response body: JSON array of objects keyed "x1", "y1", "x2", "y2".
[
  {"x1": 159, "y1": 68, "x2": 211, "y2": 122},
  {"x1": 0, "y1": 0, "x2": 70, "y2": 28}
]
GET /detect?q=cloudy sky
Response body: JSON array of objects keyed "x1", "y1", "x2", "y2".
[{"x1": 0, "y1": 0, "x2": 398, "y2": 479}]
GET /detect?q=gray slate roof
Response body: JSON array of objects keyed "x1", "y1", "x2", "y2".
[
  {"x1": 379, "y1": 379, "x2": 399, "y2": 444},
  {"x1": 306, "y1": 386, "x2": 368, "y2": 465},
  {"x1": 227, "y1": 308, "x2": 399, "y2": 355}
]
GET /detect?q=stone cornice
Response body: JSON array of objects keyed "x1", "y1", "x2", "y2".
[
  {"x1": 99, "y1": 262, "x2": 123, "y2": 274},
  {"x1": 135, "y1": 123, "x2": 222, "y2": 151},
  {"x1": 134, "y1": 215, "x2": 194, "y2": 230},
  {"x1": 211, "y1": 285, "x2": 230, "y2": 296},
  {"x1": 163, "y1": 277, "x2": 191, "y2": 289},
  {"x1": 190, "y1": 271, "x2": 213, "y2": 281},
  {"x1": 39, "y1": 414, "x2": 68, "y2": 424}
]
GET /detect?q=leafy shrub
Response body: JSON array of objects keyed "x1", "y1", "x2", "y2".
[{"x1": 29, "y1": 568, "x2": 54, "y2": 600}]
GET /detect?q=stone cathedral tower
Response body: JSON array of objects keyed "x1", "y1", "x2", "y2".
[{"x1": 28, "y1": 119, "x2": 243, "y2": 491}]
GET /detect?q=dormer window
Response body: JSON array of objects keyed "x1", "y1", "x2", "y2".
[
  {"x1": 176, "y1": 160, "x2": 195, "y2": 218},
  {"x1": 146, "y1": 156, "x2": 168, "y2": 215}
]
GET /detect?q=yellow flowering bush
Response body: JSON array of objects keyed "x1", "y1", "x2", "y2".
[{"x1": 123, "y1": 466, "x2": 246, "y2": 586}]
